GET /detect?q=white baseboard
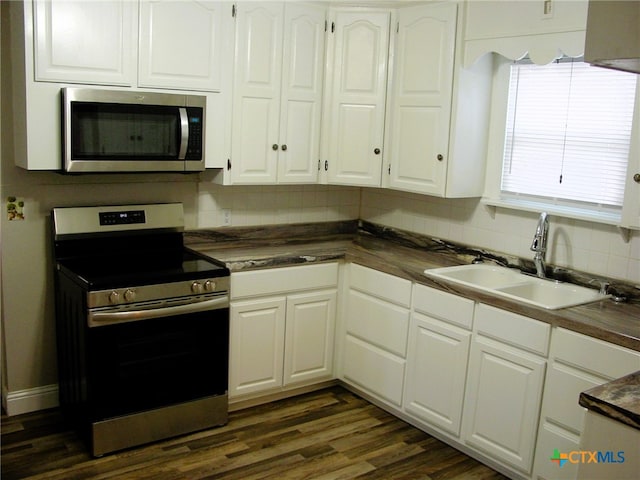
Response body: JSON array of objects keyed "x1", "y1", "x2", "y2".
[{"x1": 3, "y1": 384, "x2": 59, "y2": 416}]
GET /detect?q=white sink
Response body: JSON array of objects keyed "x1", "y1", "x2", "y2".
[{"x1": 424, "y1": 264, "x2": 609, "y2": 310}]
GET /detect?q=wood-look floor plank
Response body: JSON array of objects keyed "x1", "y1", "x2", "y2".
[{"x1": 1, "y1": 387, "x2": 509, "y2": 480}]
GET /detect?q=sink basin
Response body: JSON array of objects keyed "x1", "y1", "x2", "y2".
[{"x1": 424, "y1": 264, "x2": 609, "y2": 310}]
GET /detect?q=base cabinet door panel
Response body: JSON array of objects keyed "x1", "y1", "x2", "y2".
[
  {"x1": 229, "y1": 297, "x2": 286, "y2": 396},
  {"x1": 283, "y1": 290, "x2": 336, "y2": 385},
  {"x1": 463, "y1": 336, "x2": 546, "y2": 474},
  {"x1": 404, "y1": 313, "x2": 470, "y2": 437}
]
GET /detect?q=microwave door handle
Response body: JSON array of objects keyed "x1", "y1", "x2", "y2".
[{"x1": 178, "y1": 107, "x2": 189, "y2": 159}]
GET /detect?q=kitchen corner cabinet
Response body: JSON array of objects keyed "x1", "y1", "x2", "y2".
[
  {"x1": 340, "y1": 264, "x2": 412, "y2": 407},
  {"x1": 462, "y1": 303, "x2": 549, "y2": 475},
  {"x1": 229, "y1": 263, "x2": 338, "y2": 399},
  {"x1": 324, "y1": 9, "x2": 392, "y2": 187},
  {"x1": 404, "y1": 284, "x2": 474, "y2": 437},
  {"x1": 228, "y1": 2, "x2": 326, "y2": 185},
  {"x1": 532, "y1": 328, "x2": 640, "y2": 480},
  {"x1": 385, "y1": 2, "x2": 492, "y2": 197},
  {"x1": 33, "y1": 0, "x2": 137, "y2": 86}
]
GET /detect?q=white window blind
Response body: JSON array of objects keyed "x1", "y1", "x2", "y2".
[{"x1": 502, "y1": 59, "x2": 637, "y2": 208}]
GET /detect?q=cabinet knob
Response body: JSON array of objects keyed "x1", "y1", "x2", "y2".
[
  {"x1": 281, "y1": 144, "x2": 287, "y2": 151},
  {"x1": 272, "y1": 144, "x2": 279, "y2": 151},
  {"x1": 437, "y1": 154, "x2": 444, "y2": 161},
  {"x1": 634, "y1": 173, "x2": 640, "y2": 184},
  {"x1": 374, "y1": 148, "x2": 381, "y2": 155}
]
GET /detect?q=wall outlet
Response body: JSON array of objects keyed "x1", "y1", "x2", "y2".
[{"x1": 222, "y1": 209, "x2": 232, "y2": 226}]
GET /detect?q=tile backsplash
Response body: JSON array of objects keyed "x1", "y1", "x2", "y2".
[
  {"x1": 197, "y1": 183, "x2": 361, "y2": 228},
  {"x1": 196, "y1": 183, "x2": 638, "y2": 284},
  {"x1": 360, "y1": 188, "x2": 640, "y2": 284}
]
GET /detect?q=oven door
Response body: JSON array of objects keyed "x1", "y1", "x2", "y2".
[{"x1": 87, "y1": 299, "x2": 228, "y2": 421}]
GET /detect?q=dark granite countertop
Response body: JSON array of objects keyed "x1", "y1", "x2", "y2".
[
  {"x1": 579, "y1": 371, "x2": 640, "y2": 430},
  {"x1": 185, "y1": 220, "x2": 640, "y2": 352}
]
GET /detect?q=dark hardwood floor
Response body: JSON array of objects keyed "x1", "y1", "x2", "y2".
[{"x1": 1, "y1": 387, "x2": 509, "y2": 479}]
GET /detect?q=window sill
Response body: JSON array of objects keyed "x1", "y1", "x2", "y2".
[{"x1": 481, "y1": 197, "x2": 622, "y2": 226}]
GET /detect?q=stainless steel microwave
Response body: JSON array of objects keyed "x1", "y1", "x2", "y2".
[{"x1": 62, "y1": 88, "x2": 205, "y2": 173}]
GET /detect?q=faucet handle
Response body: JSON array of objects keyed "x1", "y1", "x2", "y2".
[{"x1": 589, "y1": 279, "x2": 610, "y2": 295}]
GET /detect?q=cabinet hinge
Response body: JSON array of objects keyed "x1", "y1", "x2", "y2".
[
  {"x1": 227, "y1": 159, "x2": 231, "y2": 170},
  {"x1": 331, "y1": 22, "x2": 335, "y2": 33},
  {"x1": 318, "y1": 159, "x2": 321, "y2": 171},
  {"x1": 396, "y1": 22, "x2": 399, "y2": 34},
  {"x1": 232, "y1": 4, "x2": 236, "y2": 18},
  {"x1": 388, "y1": 164, "x2": 391, "y2": 175},
  {"x1": 324, "y1": 160, "x2": 328, "y2": 171}
]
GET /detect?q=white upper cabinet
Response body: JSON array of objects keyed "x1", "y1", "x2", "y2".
[
  {"x1": 463, "y1": 0, "x2": 589, "y2": 66},
  {"x1": 324, "y1": 9, "x2": 391, "y2": 187},
  {"x1": 138, "y1": 0, "x2": 229, "y2": 92},
  {"x1": 385, "y1": 2, "x2": 492, "y2": 197},
  {"x1": 621, "y1": 87, "x2": 640, "y2": 230},
  {"x1": 14, "y1": 0, "x2": 234, "y2": 170},
  {"x1": 34, "y1": 0, "x2": 137, "y2": 85},
  {"x1": 386, "y1": 3, "x2": 456, "y2": 195},
  {"x1": 229, "y1": 2, "x2": 326, "y2": 184}
]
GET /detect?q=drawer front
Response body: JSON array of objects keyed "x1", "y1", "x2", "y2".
[
  {"x1": 542, "y1": 361, "x2": 604, "y2": 434},
  {"x1": 343, "y1": 334, "x2": 405, "y2": 407},
  {"x1": 474, "y1": 303, "x2": 550, "y2": 356},
  {"x1": 231, "y1": 262, "x2": 339, "y2": 299},
  {"x1": 551, "y1": 328, "x2": 640, "y2": 378},
  {"x1": 413, "y1": 283, "x2": 474, "y2": 329},
  {"x1": 346, "y1": 289, "x2": 410, "y2": 357},
  {"x1": 349, "y1": 263, "x2": 412, "y2": 307}
]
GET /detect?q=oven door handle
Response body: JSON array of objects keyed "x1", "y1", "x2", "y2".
[{"x1": 88, "y1": 295, "x2": 229, "y2": 327}]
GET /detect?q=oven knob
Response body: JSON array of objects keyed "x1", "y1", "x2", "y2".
[
  {"x1": 204, "y1": 280, "x2": 216, "y2": 292},
  {"x1": 191, "y1": 281, "x2": 204, "y2": 294},
  {"x1": 108, "y1": 291, "x2": 120, "y2": 304},
  {"x1": 124, "y1": 289, "x2": 136, "y2": 302}
]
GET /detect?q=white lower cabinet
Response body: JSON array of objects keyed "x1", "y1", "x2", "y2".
[
  {"x1": 340, "y1": 264, "x2": 412, "y2": 407},
  {"x1": 462, "y1": 303, "x2": 550, "y2": 475},
  {"x1": 532, "y1": 328, "x2": 640, "y2": 480},
  {"x1": 229, "y1": 263, "x2": 338, "y2": 399},
  {"x1": 403, "y1": 284, "x2": 474, "y2": 437}
]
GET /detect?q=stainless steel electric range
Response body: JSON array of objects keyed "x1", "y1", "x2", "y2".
[{"x1": 51, "y1": 203, "x2": 230, "y2": 456}]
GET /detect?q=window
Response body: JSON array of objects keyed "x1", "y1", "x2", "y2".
[{"x1": 499, "y1": 57, "x2": 637, "y2": 216}]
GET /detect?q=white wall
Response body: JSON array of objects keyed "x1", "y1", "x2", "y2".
[{"x1": 361, "y1": 188, "x2": 640, "y2": 284}]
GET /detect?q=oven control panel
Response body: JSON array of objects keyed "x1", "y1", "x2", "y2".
[
  {"x1": 99, "y1": 210, "x2": 146, "y2": 226},
  {"x1": 89, "y1": 277, "x2": 230, "y2": 309}
]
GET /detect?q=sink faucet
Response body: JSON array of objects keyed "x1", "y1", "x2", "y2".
[{"x1": 530, "y1": 212, "x2": 549, "y2": 278}]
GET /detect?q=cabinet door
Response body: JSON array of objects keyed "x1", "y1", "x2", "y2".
[
  {"x1": 138, "y1": 0, "x2": 230, "y2": 92},
  {"x1": 229, "y1": 296, "x2": 286, "y2": 397},
  {"x1": 404, "y1": 312, "x2": 470, "y2": 437},
  {"x1": 277, "y1": 4, "x2": 326, "y2": 184},
  {"x1": 34, "y1": 0, "x2": 136, "y2": 85},
  {"x1": 463, "y1": 336, "x2": 546, "y2": 474},
  {"x1": 327, "y1": 10, "x2": 390, "y2": 186},
  {"x1": 283, "y1": 290, "x2": 336, "y2": 385},
  {"x1": 231, "y1": 2, "x2": 283, "y2": 184},
  {"x1": 621, "y1": 87, "x2": 640, "y2": 229},
  {"x1": 387, "y1": 3, "x2": 456, "y2": 195}
]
